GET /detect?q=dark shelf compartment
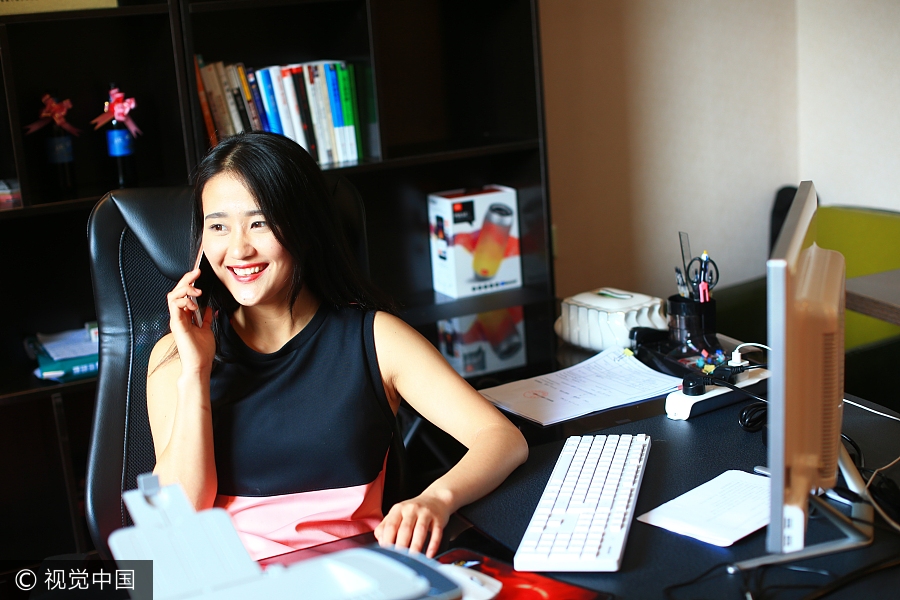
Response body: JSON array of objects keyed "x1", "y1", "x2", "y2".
[
  {"x1": 399, "y1": 285, "x2": 552, "y2": 326},
  {"x1": 346, "y1": 146, "x2": 550, "y2": 307},
  {"x1": 371, "y1": 0, "x2": 539, "y2": 162},
  {"x1": 8, "y1": 11, "x2": 189, "y2": 206}
]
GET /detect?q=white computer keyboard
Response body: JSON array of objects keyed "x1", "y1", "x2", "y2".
[{"x1": 513, "y1": 433, "x2": 651, "y2": 572}]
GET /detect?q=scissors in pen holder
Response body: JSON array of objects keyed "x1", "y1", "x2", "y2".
[{"x1": 687, "y1": 251, "x2": 718, "y2": 302}]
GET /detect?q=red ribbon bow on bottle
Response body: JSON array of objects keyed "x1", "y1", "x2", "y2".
[
  {"x1": 24, "y1": 94, "x2": 81, "y2": 136},
  {"x1": 91, "y1": 88, "x2": 142, "y2": 137}
]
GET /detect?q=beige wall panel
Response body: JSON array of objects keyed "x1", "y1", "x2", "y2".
[
  {"x1": 541, "y1": 0, "x2": 798, "y2": 299},
  {"x1": 798, "y1": 0, "x2": 900, "y2": 212}
]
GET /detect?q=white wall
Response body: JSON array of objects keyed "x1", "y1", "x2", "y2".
[
  {"x1": 797, "y1": 0, "x2": 900, "y2": 211},
  {"x1": 541, "y1": 0, "x2": 799, "y2": 300}
]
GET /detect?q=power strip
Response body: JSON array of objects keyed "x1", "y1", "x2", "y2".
[{"x1": 665, "y1": 369, "x2": 770, "y2": 420}]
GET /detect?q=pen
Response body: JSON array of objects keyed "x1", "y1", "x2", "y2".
[
  {"x1": 675, "y1": 267, "x2": 689, "y2": 297},
  {"x1": 700, "y1": 250, "x2": 710, "y2": 285}
]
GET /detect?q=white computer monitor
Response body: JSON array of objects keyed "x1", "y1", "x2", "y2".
[{"x1": 736, "y1": 181, "x2": 872, "y2": 570}]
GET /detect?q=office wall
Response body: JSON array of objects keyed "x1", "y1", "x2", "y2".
[
  {"x1": 540, "y1": 1, "x2": 799, "y2": 299},
  {"x1": 797, "y1": 0, "x2": 900, "y2": 212}
]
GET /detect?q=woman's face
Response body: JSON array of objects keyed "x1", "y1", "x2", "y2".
[{"x1": 200, "y1": 173, "x2": 294, "y2": 309}]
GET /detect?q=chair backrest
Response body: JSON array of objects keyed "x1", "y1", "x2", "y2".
[{"x1": 85, "y1": 175, "x2": 405, "y2": 558}]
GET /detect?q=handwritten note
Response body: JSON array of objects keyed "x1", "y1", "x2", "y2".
[
  {"x1": 479, "y1": 348, "x2": 681, "y2": 425},
  {"x1": 637, "y1": 470, "x2": 770, "y2": 546}
]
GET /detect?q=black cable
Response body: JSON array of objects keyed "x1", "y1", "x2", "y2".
[
  {"x1": 662, "y1": 562, "x2": 732, "y2": 599},
  {"x1": 739, "y1": 401, "x2": 768, "y2": 432},
  {"x1": 801, "y1": 554, "x2": 900, "y2": 600}
]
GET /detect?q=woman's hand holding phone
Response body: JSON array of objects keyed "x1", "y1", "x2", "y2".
[{"x1": 165, "y1": 252, "x2": 217, "y2": 375}]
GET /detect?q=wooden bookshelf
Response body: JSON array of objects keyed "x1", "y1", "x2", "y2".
[{"x1": 0, "y1": 0, "x2": 554, "y2": 559}]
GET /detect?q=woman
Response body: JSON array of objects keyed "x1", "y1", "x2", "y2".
[{"x1": 146, "y1": 132, "x2": 528, "y2": 560}]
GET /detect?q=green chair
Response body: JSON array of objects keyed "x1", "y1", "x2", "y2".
[{"x1": 817, "y1": 206, "x2": 900, "y2": 350}]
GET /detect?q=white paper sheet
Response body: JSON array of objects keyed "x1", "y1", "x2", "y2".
[
  {"x1": 478, "y1": 348, "x2": 681, "y2": 425},
  {"x1": 637, "y1": 470, "x2": 770, "y2": 547},
  {"x1": 37, "y1": 328, "x2": 98, "y2": 361}
]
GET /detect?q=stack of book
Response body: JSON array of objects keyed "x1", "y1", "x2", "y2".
[
  {"x1": 24, "y1": 323, "x2": 99, "y2": 383},
  {"x1": 0, "y1": 179, "x2": 21, "y2": 211},
  {"x1": 195, "y1": 56, "x2": 371, "y2": 167}
]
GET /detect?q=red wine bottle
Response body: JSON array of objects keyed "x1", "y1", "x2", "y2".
[{"x1": 46, "y1": 123, "x2": 77, "y2": 200}]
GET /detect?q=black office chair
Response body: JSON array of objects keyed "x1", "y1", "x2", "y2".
[{"x1": 85, "y1": 175, "x2": 407, "y2": 558}]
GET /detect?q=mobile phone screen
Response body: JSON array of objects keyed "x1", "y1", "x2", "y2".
[{"x1": 190, "y1": 250, "x2": 217, "y2": 326}]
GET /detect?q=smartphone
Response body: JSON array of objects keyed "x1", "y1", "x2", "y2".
[{"x1": 189, "y1": 250, "x2": 217, "y2": 327}]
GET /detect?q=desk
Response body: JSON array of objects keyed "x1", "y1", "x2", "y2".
[
  {"x1": 846, "y1": 268, "x2": 900, "y2": 326},
  {"x1": 459, "y1": 396, "x2": 900, "y2": 599}
]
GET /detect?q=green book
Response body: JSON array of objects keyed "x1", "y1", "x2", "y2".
[
  {"x1": 336, "y1": 63, "x2": 359, "y2": 162},
  {"x1": 345, "y1": 63, "x2": 364, "y2": 161},
  {"x1": 25, "y1": 336, "x2": 98, "y2": 383}
]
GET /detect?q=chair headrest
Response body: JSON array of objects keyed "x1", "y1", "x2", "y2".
[{"x1": 104, "y1": 186, "x2": 195, "y2": 280}]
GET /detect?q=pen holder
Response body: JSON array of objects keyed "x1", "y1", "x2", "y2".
[{"x1": 666, "y1": 294, "x2": 719, "y2": 354}]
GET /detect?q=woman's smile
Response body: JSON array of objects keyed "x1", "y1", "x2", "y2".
[{"x1": 229, "y1": 263, "x2": 268, "y2": 281}]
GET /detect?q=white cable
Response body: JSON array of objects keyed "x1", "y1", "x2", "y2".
[
  {"x1": 730, "y1": 342, "x2": 771, "y2": 367},
  {"x1": 865, "y1": 453, "x2": 900, "y2": 534},
  {"x1": 844, "y1": 399, "x2": 900, "y2": 423},
  {"x1": 734, "y1": 342, "x2": 772, "y2": 353}
]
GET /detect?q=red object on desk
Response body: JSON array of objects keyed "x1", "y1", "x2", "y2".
[{"x1": 437, "y1": 548, "x2": 612, "y2": 600}]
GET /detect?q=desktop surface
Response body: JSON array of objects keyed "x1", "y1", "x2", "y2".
[{"x1": 458, "y1": 396, "x2": 900, "y2": 599}]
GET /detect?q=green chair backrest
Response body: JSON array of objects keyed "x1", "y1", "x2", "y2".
[{"x1": 817, "y1": 206, "x2": 900, "y2": 350}]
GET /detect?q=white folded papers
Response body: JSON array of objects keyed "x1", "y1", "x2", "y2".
[{"x1": 637, "y1": 470, "x2": 770, "y2": 547}]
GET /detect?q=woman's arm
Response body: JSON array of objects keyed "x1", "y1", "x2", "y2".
[
  {"x1": 372, "y1": 312, "x2": 529, "y2": 557},
  {"x1": 146, "y1": 268, "x2": 218, "y2": 510}
]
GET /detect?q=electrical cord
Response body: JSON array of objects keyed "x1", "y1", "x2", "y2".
[
  {"x1": 739, "y1": 401, "x2": 768, "y2": 432},
  {"x1": 800, "y1": 553, "x2": 900, "y2": 600},
  {"x1": 843, "y1": 398, "x2": 900, "y2": 422}
]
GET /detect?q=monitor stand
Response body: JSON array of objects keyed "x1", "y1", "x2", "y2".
[{"x1": 730, "y1": 445, "x2": 874, "y2": 572}]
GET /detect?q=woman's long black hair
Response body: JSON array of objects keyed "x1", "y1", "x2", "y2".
[{"x1": 192, "y1": 131, "x2": 395, "y2": 317}]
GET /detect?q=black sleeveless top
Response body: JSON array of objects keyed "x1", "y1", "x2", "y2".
[{"x1": 209, "y1": 304, "x2": 395, "y2": 497}]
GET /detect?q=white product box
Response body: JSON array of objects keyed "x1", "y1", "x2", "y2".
[
  {"x1": 438, "y1": 306, "x2": 527, "y2": 377},
  {"x1": 428, "y1": 185, "x2": 521, "y2": 299}
]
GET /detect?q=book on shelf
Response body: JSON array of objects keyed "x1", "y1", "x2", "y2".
[
  {"x1": 280, "y1": 66, "x2": 308, "y2": 150},
  {"x1": 235, "y1": 64, "x2": 264, "y2": 132},
  {"x1": 24, "y1": 326, "x2": 99, "y2": 383},
  {"x1": 245, "y1": 70, "x2": 271, "y2": 132},
  {"x1": 198, "y1": 57, "x2": 234, "y2": 137},
  {"x1": 340, "y1": 63, "x2": 364, "y2": 161},
  {"x1": 0, "y1": 179, "x2": 22, "y2": 211},
  {"x1": 312, "y1": 62, "x2": 340, "y2": 164},
  {"x1": 192, "y1": 55, "x2": 375, "y2": 166},
  {"x1": 266, "y1": 65, "x2": 296, "y2": 141},
  {"x1": 302, "y1": 62, "x2": 334, "y2": 165},
  {"x1": 255, "y1": 67, "x2": 283, "y2": 136},
  {"x1": 225, "y1": 64, "x2": 252, "y2": 133},
  {"x1": 289, "y1": 65, "x2": 318, "y2": 161},
  {"x1": 215, "y1": 61, "x2": 247, "y2": 134},
  {"x1": 193, "y1": 56, "x2": 218, "y2": 146}
]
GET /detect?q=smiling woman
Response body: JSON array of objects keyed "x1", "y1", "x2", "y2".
[{"x1": 144, "y1": 132, "x2": 528, "y2": 560}]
